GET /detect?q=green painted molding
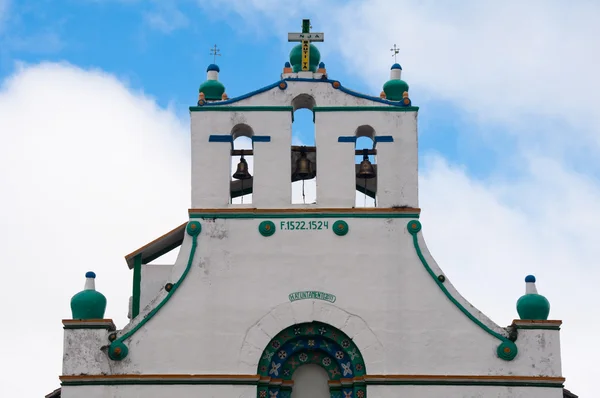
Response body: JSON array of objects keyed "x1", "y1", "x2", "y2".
[
  {"x1": 61, "y1": 379, "x2": 258, "y2": 386},
  {"x1": 407, "y1": 220, "x2": 518, "y2": 361},
  {"x1": 514, "y1": 325, "x2": 561, "y2": 331},
  {"x1": 189, "y1": 106, "x2": 293, "y2": 112},
  {"x1": 108, "y1": 222, "x2": 202, "y2": 361},
  {"x1": 131, "y1": 254, "x2": 142, "y2": 319},
  {"x1": 60, "y1": 376, "x2": 564, "y2": 388},
  {"x1": 189, "y1": 212, "x2": 420, "y2": 220},
  {"x1": 314, "y1": 106, "x2": 419, "y2": 112},
  {"x1": 365, "y1": 380, "x2": 564, "y2": 388}
]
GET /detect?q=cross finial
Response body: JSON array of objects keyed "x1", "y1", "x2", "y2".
[
  {"x1": 390, "y1": 44, "x2": 399, "y2": 63},
  {"x1": 210, "y1": 44, "x2": 221, "y2": 64},
  {"x1": 302, "y1": 19, "x2": 311, "y2": 34}
]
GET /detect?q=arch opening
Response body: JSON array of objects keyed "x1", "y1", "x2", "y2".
[
  {"x1": 291, "y1": 94, "x2": 316, "y2": 112},
  {"x1": 257, "y1": 321, "x2": 367, "y2": 398},
  {"x1": 231, "y1": 125, "x2": 254, "y2": 204},
  {"x1": 291, "y1": 103, "x2": 316, "y2": 205},
  {"x1": 354, "y1": 126, "x2": 377, "y2": 207},
  {"x1": 291, "y1": 364, "x2": 329, "y2": 398}
]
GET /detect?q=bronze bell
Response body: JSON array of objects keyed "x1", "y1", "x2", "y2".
[
  {"x1": 233, "y1": 151, "x2": 252, "y2": 180},
  {"x1": 295, "y1": 148, "x2": 312, "y2": 180},
  {"x1": 356, "y1": 149, "x2": 376, "y2": 179}
]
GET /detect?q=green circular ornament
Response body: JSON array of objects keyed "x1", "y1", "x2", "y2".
[
  {"x1": 289, "y1": 43, "x2": 321, "y2": 72},
  {"x1": 259, "y1": 221, "x2": 276, "y2": 237},
  {"x1": 108, "y1": 341, "x2": 129, "y2": 361},
  {"x1": 517, "y1": 293, "x2": 550, "y2": 320},
  {"x1": 198, "y1": 79, "x2": 225, "y2": 100},
  {"x1": 407, "y1": 220, "x2": 421, "y2": 234},
  {"x1": 186, "y1": 221, "x2": 201, "y2": 236},
  {"x1": 496, "y1": 340, "x2": 518, "y2": 361},
  {"x1": 332, "y1": 220, "x2": 349, "y2": 236}
]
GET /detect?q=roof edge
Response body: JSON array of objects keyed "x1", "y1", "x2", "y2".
[
  {"x1": 124, "y1": 222, "x2": 187, "y2": 269},
  {"x1": 190, "y1": 78, "x2": 415, "y2": 110}
]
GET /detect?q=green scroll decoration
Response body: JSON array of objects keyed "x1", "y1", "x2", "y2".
[
  {"x1": 407, "y1": 220, "x2": 518, "y2": 361},
  {"x1": 108, "y1": 221, "x2": 201, "y2": 361}
]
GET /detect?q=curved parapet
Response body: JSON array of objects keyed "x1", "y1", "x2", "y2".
[{"x1": 407, "y1": 220, "x2": 517, "y2": 360}]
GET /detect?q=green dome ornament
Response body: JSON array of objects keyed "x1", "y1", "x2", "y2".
[
  {"x1": 198, "y1": 64, "x2": 226, "y2": 102},
  {"x1": 289, "y1": 43, "x2": 321, "y2": 72},
  {"x1": 383, "y1": 63, "x2": 409, "y2": 101},
  {"x1": 70, "y1": 271, "x2": 107, "y2": 319},
  {"x1": 516, "y1": 275, "x2": 550, "y2": 320}
]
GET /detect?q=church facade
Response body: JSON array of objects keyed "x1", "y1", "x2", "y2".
[{"x1": 54, "y1": 20, "x2": 569, "y2": 398}]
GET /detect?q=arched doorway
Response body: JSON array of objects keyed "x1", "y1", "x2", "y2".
[
  {"x1": 256, "y1": 321, "x2": 367, "y2": 398},
  {"x1": 291, "y1": 364, "x2": 329, "y2": 398}
]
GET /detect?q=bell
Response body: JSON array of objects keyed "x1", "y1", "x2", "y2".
[
  {"x1": 356, "y1": 149, "x2": 376, "y2": 179},
  {"x1": 294, "y1": 148, "x2": 312, "y2": 180},
  {"x1": 233, "y1": 151, "x2": 252, "y2": 180}
]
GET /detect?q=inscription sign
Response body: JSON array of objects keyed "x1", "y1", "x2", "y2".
[
  {"x1": 280, "y1": 220, "x2": 329, "y2": 230},
  {"x1": 289, "y1": 291, "x2": 336, "y2": 303}
]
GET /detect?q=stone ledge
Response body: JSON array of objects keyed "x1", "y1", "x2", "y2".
[
  {"x1": 512, "y1": 320, "x2": 562, "y2": 330},
  {"x1": 62, "y1": 319, "x2": 116, "y2": 331}
]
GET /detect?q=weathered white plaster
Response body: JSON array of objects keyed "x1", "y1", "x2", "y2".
[
  {"x1": 366, "y1": 385, "x2": 563, "y2": 398},
  {"x1": 61, "y1": 385, "x2": 257, "y2": 398},
  {"x1": 62, "y1": 329, "x2": 111, "y2": 375},
  {"x1": 512, "y1": 328, "x2": 562, "y2": 376},
  {"x1": 314, "y1": 112, "x2": 356, "y2": 207},
  {"x1": 140, "y1": 264, "x2": 172, "y2": 310},
  {"x1": 94, "y1": 218, "x2": 556, "y2": 378}
]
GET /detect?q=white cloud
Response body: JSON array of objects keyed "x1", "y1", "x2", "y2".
[
  {"x1": 206, "y1": 0, "x2": 600, "y2": 156},
  {"x1": 0, "y1": 62, "x2": 189, "y2": 396},
  {"x1": 420, "y1": 154, "x2": 600, "y2": 395},
  {"x1": 143, "y1": 3, "x2": 189, "y2": 33}
]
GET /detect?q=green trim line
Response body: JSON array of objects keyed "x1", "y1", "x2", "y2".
[
  {"x1": 62, "y1": 379, "x2": 257, "y2": 386},
  {"x1": 314, "y1": 106, "x2": 419, "y2": 112},
  {"x1": 407, "y1": 220, "x2": 518, "y2": 361},
  {"x1": 132, "y1": 254, "x2": 142, "y2": 319},
  {"x1": 109, "y1": 222, "x2": 201, "y2": 361},
  {"x1": 190, "y1": 212, "x2": 419, "y2": 219},
  {"x1": 190, "y1": 106, "x2": 293, "y2": 112},
  {"x1": 514, "y1": 325, "x2": 561, "y2": 330},
  {"x1": 365, "y1": 381, "x2": 564, "y2": 388},
  {"x1": 60, "y1": 378, "x2": 564, "y2": 388}
]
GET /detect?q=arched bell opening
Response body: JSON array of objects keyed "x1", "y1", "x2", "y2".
[
  {"x1": 354, "y1": 126, "x2": 377, "y2": 207},
  {"x1": 291, "y1": 94, "x2": 317, "y2": 205},
  {"x1": 257, "y1": 321, "x2": 367, "y2": 398},
  {"x1": 230, "y1": 124, "x2": 254, "y2": 204}
]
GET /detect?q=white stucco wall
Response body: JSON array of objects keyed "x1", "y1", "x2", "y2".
[
  {"x1": 60, "y1": 385, "x2": 257, "y2": 398},
  {"x1": 366, "y1": 385, "x2": 563, "y2": 398},
  {"x1": 60, "y1": 384, "x2": 564, "y2": 398},
  {"x1": 71, "y1": 218, "x2": 561, "y2": 380},
  {"x1": 140, "y1": 264, "x2": 173, "y2": 310}
]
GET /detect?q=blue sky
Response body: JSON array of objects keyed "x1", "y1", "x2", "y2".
[
  {"x1": 0, "y1": 0, "x2": 490, "y2": 176},
  {"x1": 1, "y1": 1, "x2": 599, "y2": 397}
]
